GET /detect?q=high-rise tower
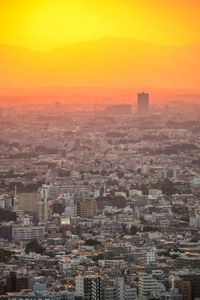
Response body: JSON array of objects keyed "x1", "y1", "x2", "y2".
[{"x1": 138, "y1": 92, "x2": 149, "y2": 114}]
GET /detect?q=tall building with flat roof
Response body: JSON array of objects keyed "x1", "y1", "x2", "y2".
[
  {"x1": 138, "y1": 92, "x2": 149, "y2": 114},
  {"x1": 76, "y1": 275, "x2": 103, "y2": 300},
  {"x1": 78, "y1": 198, "x2": 97, "y2": 218},
  {"x1": 175, "y1": 280, "x2": 192, "y2": 300},
  {"x1": 179, "y1": 274, "x2": 200, "y2": 300},
  {"x1": 12, "y1": 226, "x2": 45, "y2": 241},
  {"x1": 37, "y1": 199, "x2": 50, "y2": 222},
  {"x1": 17, "y1": 192, "x2": 42, "y2": 213}
]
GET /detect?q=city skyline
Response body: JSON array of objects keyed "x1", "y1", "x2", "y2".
[{"x1": 0, "y1": 1, "x2": 200, "y2": 299}]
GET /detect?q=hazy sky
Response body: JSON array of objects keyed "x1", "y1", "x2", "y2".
[
  {"x1": 1, "y1": 0, "x2": 200, "y2": 50},
  {"x1": 0, "y1": 0, "x2": 199, "y2": 90}
]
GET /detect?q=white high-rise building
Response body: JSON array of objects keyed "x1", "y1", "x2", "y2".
[
  {"x1": 116, "y1": 278, "x2": 124, "y2": 300},
  {"x1": 139, "y1": 273, "x2": 166, "y2": 297},
  {"x1": 123, "y1": 286, "x2": 137, "y2": 300},
  {"x1": 115, "y1": 278, "x2": 137, "y2": 300},
  {"x1": 39, "y1": 183, "x2": 89, "y2": 200},
  {"x1": 65, "y1": 206, "x2": 77, "y2": 217},
  {"x1": 64, "y1": 196, "x2": 77, "y2": 217},
  {"x1": 12, "y1": 226, "x2": 45, "y2": 241},
  {"x1": 145, "y1": 246, "x2": 157, "y2": 265}
]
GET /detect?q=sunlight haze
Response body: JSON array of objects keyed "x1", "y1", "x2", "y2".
[{"x1": 1, "y1": 0, "x2": 200, "y2": 50}]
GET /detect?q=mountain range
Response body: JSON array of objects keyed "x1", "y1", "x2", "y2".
[{"x1": 0, "y1": 36, "x2": 200, "y2": 89}]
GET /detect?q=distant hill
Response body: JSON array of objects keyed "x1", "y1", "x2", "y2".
[{"x1": 0, "y1": 36, "x2": 200, "y2": 89}]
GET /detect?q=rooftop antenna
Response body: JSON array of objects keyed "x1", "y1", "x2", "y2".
[
  {"x1": 104, "y1": 184, "x2": 106, "y2": 195},
  {"x1": 14, "y1": 185, "x2": 18, "y2": 206}
]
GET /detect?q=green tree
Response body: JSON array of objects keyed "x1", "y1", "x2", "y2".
[
  {"x1": 151, "y1": 179, "x2": 178, "y2": 196},
  {"x1": 130, "y1": 225, "x2": 138, "y2": 235},
  {"x1": 0, "y1": 248, "x2": 12, "y2": 262},
  {"x1": 25, "y1": 240, "x2": 45, "y2": 254},
  {"x1": 0, "y1": 208, "x2": 16, "y2": 223},
  {"x1": 161, "y1": 179, "x2": 178, "y2": 195},
  {"x1": 141, "y1": 184, "x2": 148, "y2": 195},
  {"x1": 84, "y1": 239, "x2": 101, "y2": 246}
]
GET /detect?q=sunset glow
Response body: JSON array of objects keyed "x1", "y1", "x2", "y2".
[
  {"x1": 1, "y1": 0, "x2": 200, "y2": 50},
  {"x1": 0, "y1": 0, "x2": 199, "y2": 90},
  {"x1": 1, "y1": 2, "x2": 200, "y2": 292}
]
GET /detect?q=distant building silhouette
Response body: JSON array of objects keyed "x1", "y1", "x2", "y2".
[
  {"x1": 138, "y1": 92, "x2": 149, "y2": 114},
  {"x1": 105, "y1": 104, "x2": 132, "y2": 115}
]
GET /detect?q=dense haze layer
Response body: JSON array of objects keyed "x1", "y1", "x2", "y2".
[{"x1": 0, "y1": 37, "x2": 200, "y2": 90}]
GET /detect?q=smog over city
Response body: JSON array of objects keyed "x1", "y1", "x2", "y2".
[{"x1": 0, "y1": 1, "x2": 200, "y2": 300}]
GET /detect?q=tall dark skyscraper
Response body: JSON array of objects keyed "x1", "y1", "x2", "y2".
[{"x1": 138, "y1": 92, "x2": 149, "y2": 114}]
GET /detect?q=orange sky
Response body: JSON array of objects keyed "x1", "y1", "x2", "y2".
[
  {"x1": 0, "y1": 0, "x2": 200, "y2": 89},
  {"x1": 1, "y1": 0, "x2": 200, "y2": 50}
]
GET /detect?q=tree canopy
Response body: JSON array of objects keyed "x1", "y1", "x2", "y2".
[
  {"x1": 0, "y1": 248, "x2": 12, "y2": 262},
  {"x1": 0, "y1": 208, "x2": 16, "y2": 223},
  {"x1": 25, "y1": 240, "x2": 45, "y2": 254},
  {"x1": 84, "y1": 239, "x2": 101, "y2": 246}
]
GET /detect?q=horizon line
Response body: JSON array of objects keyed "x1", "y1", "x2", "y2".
[{"x1": 0, "y1": 35, "x2": 200, "y2": 53}]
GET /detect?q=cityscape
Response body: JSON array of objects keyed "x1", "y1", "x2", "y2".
[
  {"x1": 0, "y1": 1, "x2": 200, "y2": 300},
  {"x1": 0, "y1": 94, "x2": 200, "y2": 299}
]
